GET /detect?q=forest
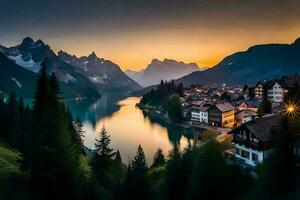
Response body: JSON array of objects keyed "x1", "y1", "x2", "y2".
[{"x1": 1, "y1": 65, "x2": 300, "y2": 200}]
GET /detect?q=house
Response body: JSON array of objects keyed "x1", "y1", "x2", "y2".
[
  {"x1": 190, "y1": 102, "x2": 211, "y2": 123},
  {"x1": 254, "y1": 80, "x2": 284, "y2": 104},
  {"x1": 229, "y1": 115, "x2": 280, "y2": 166},
  {"x1": 265, "y1": 81, "x2": 284, "y2": 105},
  {"x1": 235, "y1": 109, "x2": 258, "y2": 126},
  {"x1": 254, "y1": 82, "x2": 264, "y2": 99},
  {"x1": 208, "y1": 102, "x2": 235, "y2": 128},
  {"x1": 237, "y1": 99, "x2": 260, "y2": 112}
]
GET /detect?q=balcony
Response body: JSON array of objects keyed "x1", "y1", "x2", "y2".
[{"x1": 233, "y1": 137, "x2": 261, "y2": 150}]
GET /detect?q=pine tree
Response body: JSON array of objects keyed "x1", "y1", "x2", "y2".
[
  {"x1": 92, "y1": 126, "x2": 116, "y2": 189},
  {"x1": 115, "y1": 150, "x2": 122, "y2": 167},
  {"x1": 151, "y1": 148, "x2": 165, "y2": 168},
  {"x1": 71, "y1": 115, "x2": 85, "y2": 155},
  {"x1": 132, "y1": 145, "x2": 147, "y2": 172},
  {"x1": 6, "y1": 93, "x2": 21, "y2": 150},
  {"x1": 163, "y1": 144, "x2": 186, "y2": 200},
  {"x1": 31, "y1": 69, "x2": 83, "y2": 200},
  {"x1": 33, "y1": 63, "x2": 48, "y2": 113},
  {"x1": 119, "y1": 145, "x2": 153, "y2": 200}
]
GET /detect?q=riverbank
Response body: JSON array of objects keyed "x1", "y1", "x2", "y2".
[
  {"x1": 136, "y1": 102, "x2": 233, "y2": 140},
  {"x1": 136, "y1": 102, "x2": 193, "y2": 129}
]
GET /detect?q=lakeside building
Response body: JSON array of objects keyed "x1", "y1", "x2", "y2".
[
  {"x1": 190, "y1": 102, "x2": 211, "y2": 123},
  {"x1": 208, "y1": 102, "x2": 235, "y2": 128},
  {"x1": 228, "y1": 115, "x2": 280, "y2": 166}
]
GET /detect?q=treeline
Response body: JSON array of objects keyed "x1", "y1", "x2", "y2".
[
  {"x1": 140, "y1": 80, "x2": 184, "y2": 122},
  {"x1": 1, "y1": 65, "x2": 300, "y2": 200}
]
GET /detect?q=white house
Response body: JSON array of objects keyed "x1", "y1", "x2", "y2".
[
  {"x1": 190, "y1": 102, "x2": 211, "y2": 123},
  {"x1": 266, "y1": 82, "x2": 284, "y2": 104},
  {"x1": 229, "y1": 115, "x2": 280, "y2": 166}
]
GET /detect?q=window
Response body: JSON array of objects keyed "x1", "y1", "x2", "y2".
[
  {"x1": 241, "y1": 150, "x2": 249, "y2": 159},
  {"x1": 252, "y1": 153, "x2": 258, "y2": 161}
]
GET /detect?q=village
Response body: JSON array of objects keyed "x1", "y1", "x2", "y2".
[{"x1": 178, "y1": 74, "x2": 300, "y2": 172}]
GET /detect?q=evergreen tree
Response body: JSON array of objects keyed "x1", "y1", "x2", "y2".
[
  {"x1": 132, "y1": 145, "x2": 147, "y2": 172},
  {"x1": 31, "y1": 69, "x2": 83, "y2": 200},
  {"x1": 71, "y1": 115, "x2": 85, "y2": 155},
  {"x1": 119, "y1": 145, "x2": 153, "y2": 200},
  {"x1": 163, "y1": 144, "x2": 187, "y2": 200},
  {"x1": 6, "y1": 93, "x2": 21, "y2": 150},
  {"x1": 92, "y1": 126, "x2": 116, "y2": 189},
  {"x1": 115, "y1": 150, "x2": 122, "y2": 167},
  {"x1": 151, "y1": 148, "x2": 166, "y2": 168},
  {"x1": 187, "y1": 140, "x2": 226, "y2": 200}
]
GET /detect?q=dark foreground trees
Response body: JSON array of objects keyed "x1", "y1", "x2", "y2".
[{"x1": 1, "y1": 65, "x2": 300, "y2": 200}]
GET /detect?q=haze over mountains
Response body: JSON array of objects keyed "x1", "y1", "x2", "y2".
[
  {"x1": 126, "y1": 58, "x2": 200, "y2": 87},
  {"x1": 176, "y1": 37, "x2": 300, "y2": 87}
]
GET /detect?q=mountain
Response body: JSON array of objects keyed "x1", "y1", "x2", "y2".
[
  {"x1": 0, "y1": 51, "x2": 37, "y2": 98},
  {"x1": 0, "y1": 37, "x2": 100, "y2": 99},
  {"x1": 176, "y1": 38, "x2": 300, "y2": 87},
  {"x1": 128, "y1": 58, "x2": 200, "y2": 87},
  {"x1": 125, "y1": 69, "x2": 145, "y2": 82},
  {"x1": 58, "y1": 51, "x2": 142, "y2": 92}
]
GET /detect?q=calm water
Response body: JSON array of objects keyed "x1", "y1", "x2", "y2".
[{"x1": 66, "y1": 93, "x2": 194, "y2": 164}]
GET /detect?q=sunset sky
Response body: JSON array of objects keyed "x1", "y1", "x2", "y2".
[{"x1": 1, "y1": 0, "x2": 300, "y2": 70}]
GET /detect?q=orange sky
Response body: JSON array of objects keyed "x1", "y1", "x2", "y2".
[
  {"x1": 49, "y1": 27, "x2": 300, "y2": 71},
  {"x1": 2, "y1": 0, "x2": 300, "y2": 71}
]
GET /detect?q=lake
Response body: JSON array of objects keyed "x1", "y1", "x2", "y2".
[{"x1": 66, "y1": 93, "x2": 195, "y2": 164}]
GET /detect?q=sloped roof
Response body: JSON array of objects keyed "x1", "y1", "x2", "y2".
[
  {"x1": 244, "y1": 115, "x2": 281, "y2": 142},
  {"x1": 192, "y1": 102, "x2": 212, "y2": 112},
  {"x1": 214, "y1": 102, "x2": 235, "y2": 112},
  {"x1": 236, "y1": 109, "x2": 258, "y2": 119}
]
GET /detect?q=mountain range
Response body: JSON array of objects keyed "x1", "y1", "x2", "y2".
[
  {"x1": 176, "y1": 38, "x2": 300, "y2": 87},
  {"x1": 0, "y1": 37, "x2": 141, "y2": 98},
  {"x1": 58, "y1": 51, "x2": 141, "y2": 92},
  {"x1": 125, "y1": 58, "x2": 200, "y2": 87}
]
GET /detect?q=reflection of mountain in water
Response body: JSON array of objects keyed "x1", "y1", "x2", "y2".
[
  {"x1": 141, "y1": 111, "x2": 194, "y2": 145},
  {"x1": 66, "y1": 93, "x2": 127, "y2": 127}
]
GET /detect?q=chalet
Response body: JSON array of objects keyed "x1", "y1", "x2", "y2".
[
  {"x1": 235, "y1": 109, "x2": 258, "y2": 126},
  {"x1": 237, "y1": 99, "x2": 260, "y2": 112},
  {"x1": 254, "y1": 80, "x2": 284, "y2": 104},
  {"x1": 208, "y1": 103, "x2": 235, "y2": 128},
  {"x1": 190, "y1": 102, "x2": 211, "y2": 123},
  {"x1": 254, "y1": 82, "x2": 264, "y2": 99},
  {"x1": 229, "y1": 115, "x2": 280, "y2": 166},
  {"x1": 265, "y1": 81, "x2": 284, "y2": 105}
]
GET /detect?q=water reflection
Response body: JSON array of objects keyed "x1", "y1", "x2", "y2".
[{"x1": 67, "y1": 94, "x2": 193, "y2": 164}]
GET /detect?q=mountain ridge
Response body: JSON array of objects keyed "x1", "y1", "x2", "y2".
[
  {"x1": 127, "y1": 58, "x2": 200, "y2": 87},
  {"x1": 176, "y1": 38, "x2": 300, "y2": 87},
  {"x1": 58, "y1": 50, "x2": 142, "y2": 92}
]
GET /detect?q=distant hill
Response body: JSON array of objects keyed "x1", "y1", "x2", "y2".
[
  {"x1": 176, "y1": 38, "x2": 300, "y2": 87},
  {"x1": 127, "y1": 58, "x2": 200, "y2": 87},
  {"x1": 58, "y1": 51, "x2": 142, "y2": 92}
]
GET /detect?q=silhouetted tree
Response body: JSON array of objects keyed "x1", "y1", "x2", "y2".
[{"x1": 151, "y1": 148, "x2": 166, "y2": 168}]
